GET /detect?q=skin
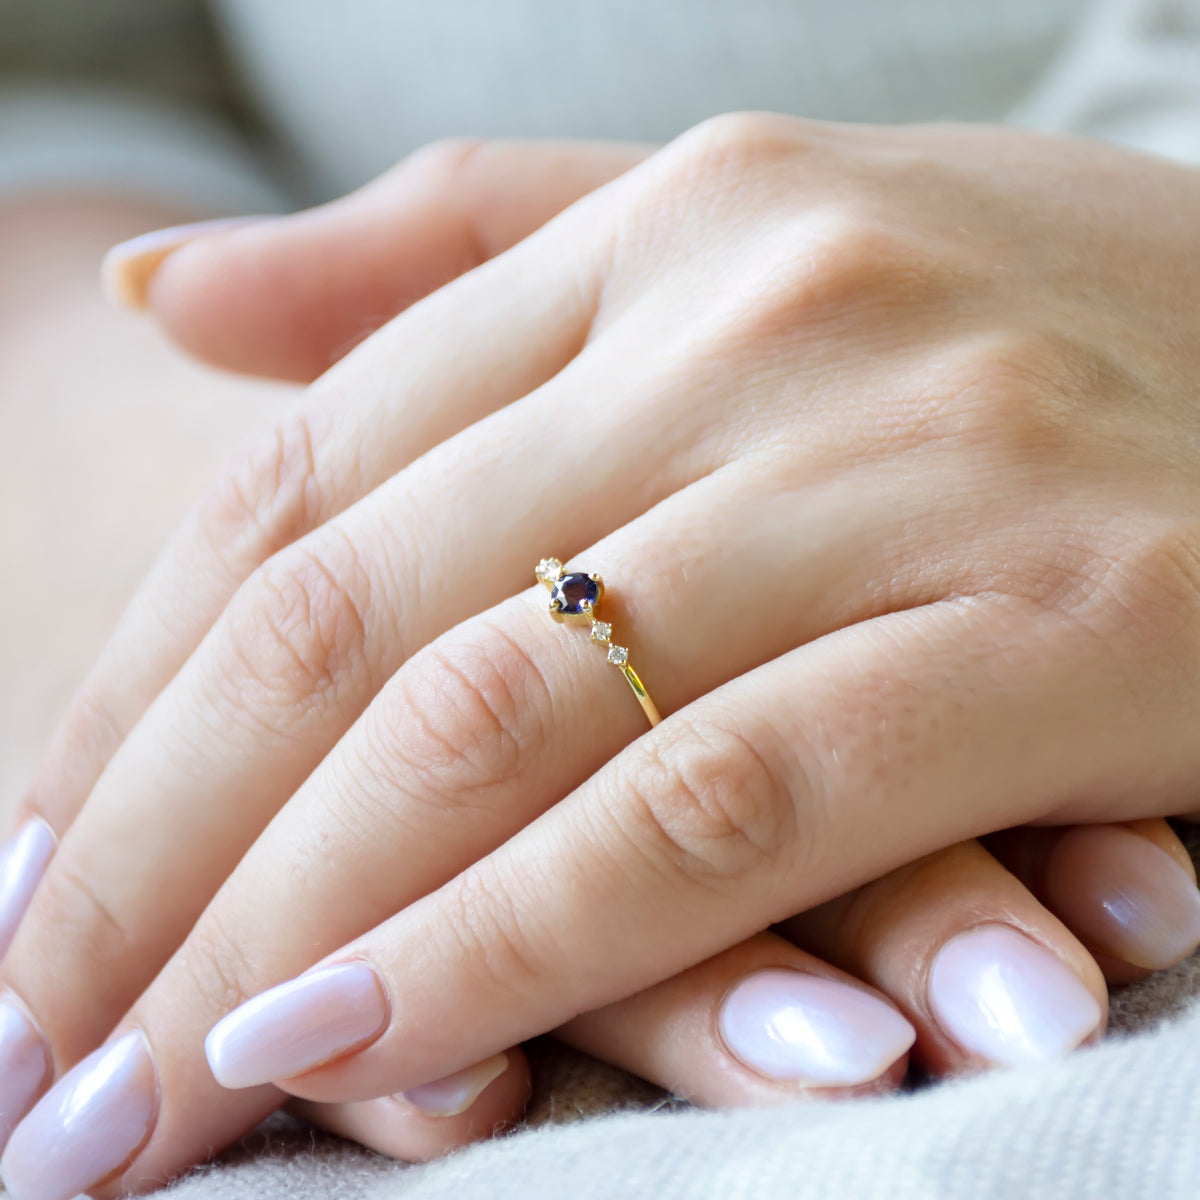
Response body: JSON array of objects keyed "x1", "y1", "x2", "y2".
[
  {"x1": 4, "y1": 119, "x2": 1200, "y2": 1185},
  {"x1": 0, "y1": 195, "x2": 291, "y2": 805}
]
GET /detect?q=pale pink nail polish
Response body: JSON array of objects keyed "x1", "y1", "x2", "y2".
[
  {"x1": 928, "y1": 924, "x2": 1102, "y2": 1066},
  {"x1": 400, "y1": 1053, "x2": 509, "y2": 1117},
  {"x1": 205, "y1": 962, "x2": 388, "y2": 1090},
  {"x1": 100, "y1": 216, "x2": 267, "y2": 309},
  {"x1": 0, "y1": 998, "x2": 49, "y2": 1148},
  {"x1": 1045, "y1": 826, "x2": 1200, "y2": 970},
  {"x1": 1, "y1": 1031, "x2": 158, "y2": 1200},
  {"x1": 719, "y1": 969, "x2": 916, "y2": 1086},
  {"x1": 0, "y1": 820, "x2": 56, "y2": 960}
]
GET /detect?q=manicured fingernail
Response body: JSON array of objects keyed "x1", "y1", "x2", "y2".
[
  {"x1": 206, "y1": 962, "x2": 388, "y2": 1089},
  {"x1": 399, "y1": 1052, "x2": 509, "y2": 1117},
  {"x1": 0, "y1": 998, "x2": 50, "y2": 1148},
  {"x1": 101, "y1": 216, "x2": 265, "y2": 309},
  {"x1": 1045, "y1": 825, "x2": 1200, "y2": 970},
  {"x1": 718, "y1": 969, "x2": 916, "y2": 1086},
  {"x1": 0, "y1": 819, "x2": 56, "y2": 960},
  {"x1": 1, "y1": 1030, "x2": 157, "y2": 1200},
  {"x1": 929, "y1": 924, "x2": 1102, "y2": 1066}
]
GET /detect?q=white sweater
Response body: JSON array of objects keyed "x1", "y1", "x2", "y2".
[
  {"x1": 0, "y1": 0, "x2": 1197, "y2": 207},
  {"x1": 214, "y1": 0, "x2": 1200, "y2": 196}
]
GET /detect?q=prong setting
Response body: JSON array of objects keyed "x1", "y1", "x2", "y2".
[{"x1": 536, "y1": 558, "x2": 662, "y2": 727}]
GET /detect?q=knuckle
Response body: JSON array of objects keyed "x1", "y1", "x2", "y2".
[
  {"x1": 933, "y1": 331, "x2": 1087, "y2": 459},
  {"x1": 20, "y1": 687, "x2": 125, "y2": 824},
  {"x1": 178, "y1": 913, "x2": 263, "y2": 1020},
  {"x1": 799, "y1": 212, "x2": 944, "y2": 314},
  {"x1": 1022, "y1": 522, "x2": 1200, "y2": 702},
  {"x1": 617, "y1": 715, "x2": 797, "y2": 891},
  {"x1": 362, "y1": 623, "x2": 550, "y2": 814},
  {"x1": 748, "y1": 212, "x2": 952, "y2": 340},
  {"x1": 195, "y1": 413, "x2": 328, "y2": 578},
  {"x1": 401, "y1": 136, "x2": 489, "y2": 189},
  {"x1": 1097, "y1": 525, "x2": 1200, "y2": 654},
  {"x1": 31, "y1": 863, "x2": 131, "y2": 964},
  {"x1": 612, "y1": 113, "x2": 821, "y2": 264},
  {"x1": 302, "y1": 624, "x2": 551, "y2": 896},
  {"x1": 217, "y1": 537, "x2": 372, "y2": 714},
  {"x1": 394, "y1": 138, "x2": 494, "y2": 264},
  {"x1": 65, "y1": 685, "x2": 126, "y2": 763},
  {"x1": 684, "y1": 212, "x2": 957, "y2": 367},
  {"x1": 674, "y1": 111, "x2": 820, "y2": 176},
  {"x1": 440, "y1": 865, "x2": 544, "y2": 1003}
]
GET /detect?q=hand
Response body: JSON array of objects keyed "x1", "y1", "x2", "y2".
[
  {"x1": 111, "y1": 145, "x2": 1200, "y2": 1156},
  {"x1": 3, "y1": 121, "x2": 1200, "y2": 1195}
]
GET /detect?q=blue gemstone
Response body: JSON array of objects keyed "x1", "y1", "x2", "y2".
[{"x1": 551, "y1": 572, "x2": 600, "y2": 615}]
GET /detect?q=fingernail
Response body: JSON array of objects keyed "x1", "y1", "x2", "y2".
[
  {"x1": 205, "y1": 961, "x2": 388, "y2": 1090},
  {"x1": 399, "y1": 1052, "x2": 509, "y2": 1117},
  {"x1": 101, "y1": 216, "x2": 265, "y2": 309},
  {"x1": 718, "y1": 969, "x2": 916, "y2": 1086},
  {"x1": 1, "y1": 1030, "x2": 157, "y2": 1200},
  {"x1": 929, "y1": 924, "x2": 1102, "y2": 1066},
  {"x1": 0, "y1": 998, "x2": 50, "y2": 1148},
  {"x1": 1045, "y1": 825, "x2": 1200, "y2": 970},
  {"x1": 0, "y1": 819, "x2": 56, "y2": 960}
]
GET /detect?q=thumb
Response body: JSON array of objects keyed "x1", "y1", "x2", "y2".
[{"x1": 103, "y1": 138, "x2": 655, "y2": 383}]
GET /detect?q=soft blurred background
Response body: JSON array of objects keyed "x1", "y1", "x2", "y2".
[
  {"x1": 1, "y1": 0, "x2": 1198, "y2": 809},
  {"x1": 0, "y1": 0, "x2": 283, "y2": 809}
]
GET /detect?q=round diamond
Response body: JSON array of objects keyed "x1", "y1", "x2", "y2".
[
  {"x1": 607, "y1": 645, "x2": 629, "y2": 666},
  {"x1": 536, "y1": 557, "x2": 563, "y2": 584},
  {"x1": 591, "y1": 621, "x2": 612, "y2": 643},
  {"x1": 551, "y1": 572, "x2": 603, "y2": 616}
]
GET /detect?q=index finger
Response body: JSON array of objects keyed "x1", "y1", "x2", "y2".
[{"x1": 138, "y1": 138, "x2": 653, "y2": 381}]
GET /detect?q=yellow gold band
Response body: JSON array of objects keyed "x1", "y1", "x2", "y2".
[{"x1": 535, "y1": 558, "x2": 662, "y2": 728}]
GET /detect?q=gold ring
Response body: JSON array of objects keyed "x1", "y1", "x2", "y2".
[{"x1": 536, "y1": 558, "x2": 662, "y2": 728}]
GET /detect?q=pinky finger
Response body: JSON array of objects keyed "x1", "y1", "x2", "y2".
[
  {"x1": 983, "y1": 818, "x2": 1200, "y2": 983},
  {"x1": 289, "y1": 1048, "x2": 530, "y2": 1163}
]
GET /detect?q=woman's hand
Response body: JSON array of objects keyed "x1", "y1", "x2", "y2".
[
  {"x1": 3, "y1": 119, "x2": 1200, "y2": 1194},
  {"x1": 108, "y1": 142, "x2": 1200, "y2": 1158}
]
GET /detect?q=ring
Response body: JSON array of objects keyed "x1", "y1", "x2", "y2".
[{"x1": 536, "y1": 558, "x2": 662, "y2": 728}]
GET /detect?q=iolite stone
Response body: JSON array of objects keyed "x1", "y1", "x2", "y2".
[{"x1": 551, "y1": 572, "x2": 602, "y2": 616}]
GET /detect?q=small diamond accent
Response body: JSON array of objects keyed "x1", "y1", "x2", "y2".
[
  {"x1": 591, "y1": 621, "x2": 612, "y2": 644},
  {"x1": 536, "y1": 558, "x2": 563, "y2": 584},
  {"x1": 607, "y1": 645, "x2": 629, "y2": 666}
]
